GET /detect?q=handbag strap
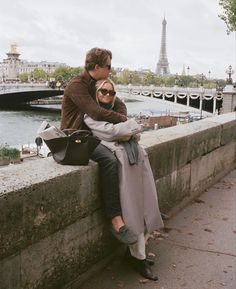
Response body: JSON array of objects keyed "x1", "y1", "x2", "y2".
[
  {"x1": 70, "y1": 130, "x2": 91, "y2": 138},
  {"x1": 63, "y1": 129, "x2": 91, "y2": 137}
]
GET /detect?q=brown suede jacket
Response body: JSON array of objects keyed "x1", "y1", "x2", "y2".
[{"x1": 60, "y1": 70, "x2": 127, "y2": 130}]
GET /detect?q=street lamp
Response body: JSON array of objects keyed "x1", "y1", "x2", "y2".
[
  {"x1": 199, "y1": 73, "x2": 204, "y2": 119},
  {"x1": 174, "y1": 73, "x2": 179, "y2": 86},
  {"x1": 226, "y1": 65, "x2": 234, "y2": 84},
  {"x1": 208, "y1": 70, "x2": 211, "y2": 80},
  {"x1": 187, "y1": 66, "x2": 190, "y2": 75},
  {"x1": 200, "y1": 73, "x2": 204, "y2": 87}
]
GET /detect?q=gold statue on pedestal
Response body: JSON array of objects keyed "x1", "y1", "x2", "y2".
[{"x1": 10, "y1": 43, "x2": 18, "y2": 53}]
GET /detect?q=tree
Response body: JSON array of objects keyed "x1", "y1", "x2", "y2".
[
  {"x1": 219, "y1": 0, "x2": 236, "y2": 32},
  {"x1": 52, "y1": 66, "x2": 83, "y2": 83},
  {"x1": 19, "y1": 72, "x2": 28, "y2": 82},
  {"x1": 30, "y1": 68, "x2": 47, "y2": 81}
]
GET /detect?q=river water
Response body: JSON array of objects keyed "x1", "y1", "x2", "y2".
[{"x1": 0, "y1": 94, "x2": 201, "y2": 146}]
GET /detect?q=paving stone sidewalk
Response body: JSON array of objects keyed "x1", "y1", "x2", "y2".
[{"x1": 79, "y1": 170, "x2": 236, "y2": 289}]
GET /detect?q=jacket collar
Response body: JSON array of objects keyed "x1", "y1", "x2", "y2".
[{"x1": 83, "y1": 70, "x2": 96, "y2": 85}]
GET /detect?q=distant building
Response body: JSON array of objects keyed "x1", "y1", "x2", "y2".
[
  {"x1": 19, "y1": 60, "x2": 68, "y2": 75},
  {"x1": 0, "y1": 43, "x2": 67, "y2": 82},
  {"x1": 1, "y1": 43, "x2": 21, "y2": 82},
  {"x1": 156, "y1": 18, "x2": 170, "y2": 76}
]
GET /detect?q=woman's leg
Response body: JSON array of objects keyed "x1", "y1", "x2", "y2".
[
  {"x1": 126, "y1": 233, "x2": 158, "y2": 281},
  {"x1": 128, "y1": 233, "x2": 146, "y2": 260}
]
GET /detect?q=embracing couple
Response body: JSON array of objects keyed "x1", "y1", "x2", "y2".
[{"x1": 60, "y1": 47, "x2": 164, "y2": 281}]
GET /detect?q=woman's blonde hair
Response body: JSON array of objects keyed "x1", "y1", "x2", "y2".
[{"x1": 95, "y1": 79, "x2": 116, "y2": 108}]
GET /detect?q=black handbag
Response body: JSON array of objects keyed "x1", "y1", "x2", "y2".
[{"x1": 44, "y1": 129, "x2": 100, "y2": 165}]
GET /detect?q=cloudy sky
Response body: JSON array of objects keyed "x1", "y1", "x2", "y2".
[{"x1": 0, "y1": 0, "x2": 235, "y2": 79}]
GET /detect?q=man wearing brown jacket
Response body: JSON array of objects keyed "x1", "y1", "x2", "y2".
[{"x1": 61, "y1": 47, "x2": 137, "y2": 245}]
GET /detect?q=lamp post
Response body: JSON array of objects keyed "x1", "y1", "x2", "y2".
[
  {"x1": 174, "y1": 73, "x2": 179, "y2": 86},
  {"x1": 208, "y1": 70, "x2": 211, "y2": 80},
  {"x1": 226, "y1": 65, "x2": 234, "y2": 84},
  {"x1": 200, "y1": 73, "x2": 204, "y2": 87},
  {"x1": 187, "y1": 66, "x2": 190, "y2": 75},
  {"x1": 199, "y1": 73, "x2": 204, "y2": 119}
]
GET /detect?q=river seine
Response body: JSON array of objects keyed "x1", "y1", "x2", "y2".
[{"x1": 0, "y1": 94, "x2": 199, "y2": 146}]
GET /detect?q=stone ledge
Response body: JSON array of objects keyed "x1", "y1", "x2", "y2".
[{"x1": 0, "y1": 112, "x2": 236, "y2": 289}]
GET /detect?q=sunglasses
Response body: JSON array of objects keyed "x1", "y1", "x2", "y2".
[
  {"x1": 104, "y1": 64, "x2": 111, "y2": 70},
  {"x1": 99, "y1": 88, "x2": 116, "y2": 97}
]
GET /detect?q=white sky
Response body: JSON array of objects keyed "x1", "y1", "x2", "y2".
[{"x1": 0, "y1": 0, "x2": 235, "y2": 79}]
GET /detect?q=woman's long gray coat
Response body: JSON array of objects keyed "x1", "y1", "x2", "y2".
[{"x1": 84, "y1": 116, "x2": 164, "y2": 235}]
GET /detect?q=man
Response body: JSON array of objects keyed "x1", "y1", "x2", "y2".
[{"x1": 61, "y1": 47, "x2": 137, "y2": 245}]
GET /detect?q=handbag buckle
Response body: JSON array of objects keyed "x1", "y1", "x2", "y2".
[{"x1": 75, "y1": 139, "x2": 81, "y2": 144}]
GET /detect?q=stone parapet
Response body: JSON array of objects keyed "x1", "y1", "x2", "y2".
[
  {"x1": 0, "y1": 112, "x2": 236, "y2": 289},
  {"x1": 222, "y1": 85, "x2": 236, "y2": 113}
]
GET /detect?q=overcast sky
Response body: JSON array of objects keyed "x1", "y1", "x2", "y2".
[{"x1": 0, "y1": 0, "x2": 235, "y2": 79}]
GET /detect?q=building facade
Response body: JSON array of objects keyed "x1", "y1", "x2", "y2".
[{"x1": 0, "y1": 43, "x2": 67, "y2": 82}]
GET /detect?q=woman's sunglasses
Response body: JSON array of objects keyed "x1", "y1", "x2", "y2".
[{"x1": 99, "y1": 88, "x2": 116, "y2": 97}]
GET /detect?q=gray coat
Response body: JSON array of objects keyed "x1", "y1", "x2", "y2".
[{"x1": 84, "y1": 116, "x2": 164, "y2": 235}]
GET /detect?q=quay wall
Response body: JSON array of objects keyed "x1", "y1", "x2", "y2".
[{"x1": 0, "y1": 112, "x2": 236, "y2": 289}]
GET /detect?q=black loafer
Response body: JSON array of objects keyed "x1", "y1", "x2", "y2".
[
  {"x1": 111, "y1": 225, "x2": 138, "y2": 245},
  {"x1": 138, "y1": 260, "x2": 158, "y2": 281},
  {"x1": 125, "y1": 251, "x2": 158, "y2": 281}
]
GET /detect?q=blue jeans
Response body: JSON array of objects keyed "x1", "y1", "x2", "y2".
[{"x1": 91, "y1": 143, "x2": 122, "y2": 219}]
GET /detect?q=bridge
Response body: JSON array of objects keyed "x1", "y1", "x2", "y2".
[
  {"x1": 0, "y1": 83, "x2": 223, "y2": 113},
  {"x1": 118, "y1": 84, "x2": 223, "y2": 114},
  {"x1": 0, "y1": 83, "x2": 63, "y2": 106},
  {"x1": 0, "y1": 83, "x2": 228, "y2": 115}
]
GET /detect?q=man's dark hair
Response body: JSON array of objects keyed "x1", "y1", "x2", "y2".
[{"x1": 85, "y1": 47, "x2": 112, "y2": 71}]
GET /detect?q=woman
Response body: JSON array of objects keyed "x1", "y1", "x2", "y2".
[{"x1": 84, "y1": 79, "x2": 164, "y2": 281}]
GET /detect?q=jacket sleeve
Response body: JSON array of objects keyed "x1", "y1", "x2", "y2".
[
  {"x1": 68, "y1": 80, "x2": 127, "y2": 123},
  {"x1": 113, "y1": 97, "x2": 127, "y2": 116},
  {"x1": 84, "y1": 116, "x2": 142, "y2": 142}
]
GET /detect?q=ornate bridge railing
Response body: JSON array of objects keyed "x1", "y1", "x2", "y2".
[
  {"x1": 0, "y1": 83, "x2": 63, "y2": 105},
  {"x1": 117, "y1": 85, "x2": 223, "y2": 114},
  {"x1": 0, "y1": 83, "x2": 55, "y2": 94}
]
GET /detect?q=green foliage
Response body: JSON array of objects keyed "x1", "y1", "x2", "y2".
[
  {"x1": 52, "y1": 66, "x2": 83, "y2": 82},
  {"x1": 30, "y1": 68, "x2": 47, "y2": 80},
  {"x1": 219, "y1": 0, "x2": 236, "y2": 32},
  {"x1": 19, "y1": 72, "x2": 28, "y2": 82},
  {"x1": 0, "y1": 146, "x2": 20, "y2": 158},
  {"x1": 110, "y1": 68, "x2": 226, "y2": 88}
]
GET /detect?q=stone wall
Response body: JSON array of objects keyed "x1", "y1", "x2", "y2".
[
  {"x1": 0, "y1": 112, "x2": 235, "y2": 289},
  {"x1": 222, "y1": 85, "x2": 236, "y2": 113}
]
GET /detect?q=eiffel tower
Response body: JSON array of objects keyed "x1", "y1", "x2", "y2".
[{"x1": 156, "y1": 17, "x2": 170, "y2": 75}]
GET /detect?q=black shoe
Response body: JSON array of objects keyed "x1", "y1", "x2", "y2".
[
  {"x1": 137, "y1": 260, "x2": 158, "y2": 281},
  {"x1": 125, "y1": 251, "x2": 158, "y2": 281},
  {"x1": 111, "y1": 225, "x2": 138, "y2": 245}
]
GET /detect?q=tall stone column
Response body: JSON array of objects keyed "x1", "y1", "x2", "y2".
[
  {"x1": 4, "y1": 43, "x2": 21, "y2": 82},
  {"x1": 222, "y1": 65, "x2": 236, "y2": 113},
  {"x1": 222, "y1": 84, "x2": 236, "y2": 113}
]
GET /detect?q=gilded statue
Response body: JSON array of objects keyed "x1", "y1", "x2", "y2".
[{"x1": 10, "y1": 43, "x2": 18, "y2": 53}]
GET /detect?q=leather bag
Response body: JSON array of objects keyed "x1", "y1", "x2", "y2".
[{"x1": 44, "y1": 129, "x2": 100, "y2": 165}]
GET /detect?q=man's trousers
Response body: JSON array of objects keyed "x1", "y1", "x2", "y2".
[{"x1": 91, "y1": 143, "x2": 122, "y2": 219}]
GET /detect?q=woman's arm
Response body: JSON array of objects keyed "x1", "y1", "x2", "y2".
[{"x1": 84, "y1": 115, "x2": 142, "y2": 142}]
